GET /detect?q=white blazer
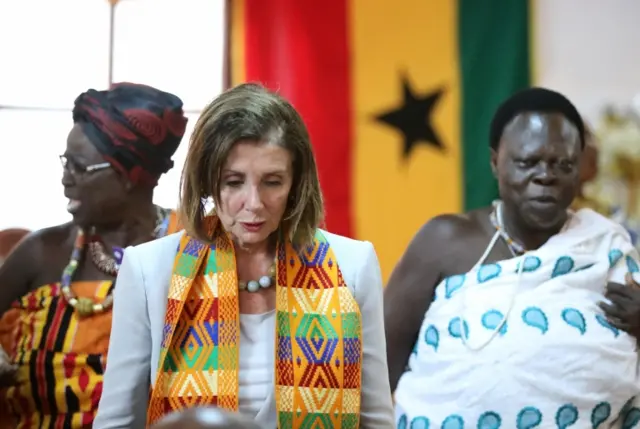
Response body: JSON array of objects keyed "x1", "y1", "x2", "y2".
[{"x1": 93, "y1": 230, "x2": 394, "y2": 429}]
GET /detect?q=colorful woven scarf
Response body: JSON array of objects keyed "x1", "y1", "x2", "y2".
[{"x1": 147, "y1": 216, "x2": 363, "y2": 428}]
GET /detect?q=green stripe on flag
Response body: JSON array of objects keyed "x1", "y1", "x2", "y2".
[{"x1": 458, "y1": 0, "x2": 531, "y2": 210}]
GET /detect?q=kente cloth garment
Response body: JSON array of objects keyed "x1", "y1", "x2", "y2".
[
  {"x1": 0, "y1": 212, "x2": 180, "y2": 429},
  {"x1": 72, "y1": 82, "x2": 188, "y2": 186},
  {"x1": 394, "y1": 209, "x2": 640, "y2": 429},
  {"x1": 147, "y1": 216, "x2": 363, "y2": 428}
]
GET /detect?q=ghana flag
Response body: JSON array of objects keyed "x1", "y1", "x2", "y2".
[{"x1": 228, "y1": 0, "x2": 531, "y2": 280}]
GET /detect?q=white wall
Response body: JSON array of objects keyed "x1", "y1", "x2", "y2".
[
  {"x1": 0, "y1": 0, "x2": 225, "y2": 231},
  {"x1": 533, "y1": 0, "x2": 640, "y2": 124}
]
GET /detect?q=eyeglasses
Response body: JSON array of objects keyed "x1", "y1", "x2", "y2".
[{"x1": 60, "y1": 155, "x2": 111, "y2": 175}]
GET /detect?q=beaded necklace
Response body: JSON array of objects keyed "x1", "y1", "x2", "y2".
[
  {"x1": 238, "y1": 261, "x2": 276, "y2": 292},
  {"x1": 489, "y1": 200, "x2": 572, "y2": 257},
  {"x1": 489, "y1": 200, "x2": 526, "y2": 256},
  {"x1": 60, "y1": 206, "x2": 169, "y2": 317}
]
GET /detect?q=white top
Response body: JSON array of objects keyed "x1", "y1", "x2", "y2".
[
  {"x1": 93, "y1": 229, "x2": 394, "y2": 429},
  {"x1": 395, "y1": 209, "x2": 640, "y2": 429},
  {"x1": 239, "y1": 311, "x2": 275, "y2": 418}
]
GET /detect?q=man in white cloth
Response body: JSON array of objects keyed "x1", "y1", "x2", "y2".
[{"x1": 385, "y1": 88, "x2": 640, "y2": 429}]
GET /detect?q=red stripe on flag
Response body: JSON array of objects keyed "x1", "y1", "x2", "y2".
[{"x1": 241, "y1": 0, "x2": 353, "y2": 237}]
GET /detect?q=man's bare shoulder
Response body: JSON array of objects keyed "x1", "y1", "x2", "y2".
[{"x1": 414, "y1": 209, "x2": 489, "y2": 244}]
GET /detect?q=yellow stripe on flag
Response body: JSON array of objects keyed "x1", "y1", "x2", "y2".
[
  {"x1": 230, "y1": 0, "x2": 246, "y2": 85},
  {"x1": 350, "y1": 0, "x2": 462, "y2": 280}
]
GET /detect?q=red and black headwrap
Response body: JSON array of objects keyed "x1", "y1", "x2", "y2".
[{"x1": 72, "y1": 82, "x2": 188, "y2": 186}]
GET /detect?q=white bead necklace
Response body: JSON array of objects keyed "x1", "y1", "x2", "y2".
[{"x1": 238, "y1": 261, "x2": 276, "y2": 293}]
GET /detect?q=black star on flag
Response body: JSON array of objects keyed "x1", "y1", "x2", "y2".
[{"x1": 374, "y1": 75, "x2": 445, "y2": 159}]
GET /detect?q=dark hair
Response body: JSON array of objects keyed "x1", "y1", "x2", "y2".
[
  {"x1": 489, "y1": 87, "x2": 585, "y2": 150},
  {"x1": 179, "y1": 83, "x2": 324, "y2": 247}
]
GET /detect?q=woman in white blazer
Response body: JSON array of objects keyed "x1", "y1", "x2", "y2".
[{"x1": 94, "y1": 83, "x2": 394, "y2": 429}]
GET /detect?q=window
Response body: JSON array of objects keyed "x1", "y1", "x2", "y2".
[
  {"x1": 0, "y1": 0, "x2": 225, "y2": 230},
  {"x1": 0, "y1": 0, "x2": 110, "y2": 109},
  {"x1": 112, "y1": 0, "x2": 225, "y2": 111}
]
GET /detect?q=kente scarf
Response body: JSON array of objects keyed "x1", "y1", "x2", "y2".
[
  {"x1": 147, "y1": 216, "x2": 363, "y2": 428},
  {"x1": 73, "y1": 82, "x2": 188, "y2": 186}
]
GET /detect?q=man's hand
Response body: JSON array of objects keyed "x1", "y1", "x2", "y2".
[{"x1": 600, "y1": 273, "x2": 640, "y2": 339}]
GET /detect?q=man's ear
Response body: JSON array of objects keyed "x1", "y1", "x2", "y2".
[{"x1": 490, "y1": 148, "x2": 499, "y2": 178}]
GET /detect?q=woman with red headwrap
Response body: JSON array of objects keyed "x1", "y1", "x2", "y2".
[{"x1": 0, "y1": 83, "x2": 188, "y2": 428}]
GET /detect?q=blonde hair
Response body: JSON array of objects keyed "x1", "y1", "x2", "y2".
[{"x1": 179, "y1": 83, "x2": 324, "y2": 247}]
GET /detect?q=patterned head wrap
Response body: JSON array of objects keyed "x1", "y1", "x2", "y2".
[{"x1": 72, "y1": 82, "x2": 188, "y2": 186}]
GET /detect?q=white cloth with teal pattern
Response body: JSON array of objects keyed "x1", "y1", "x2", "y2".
[{"x1": 394, "y1": 209, "x2": 640, "y2": 429}]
